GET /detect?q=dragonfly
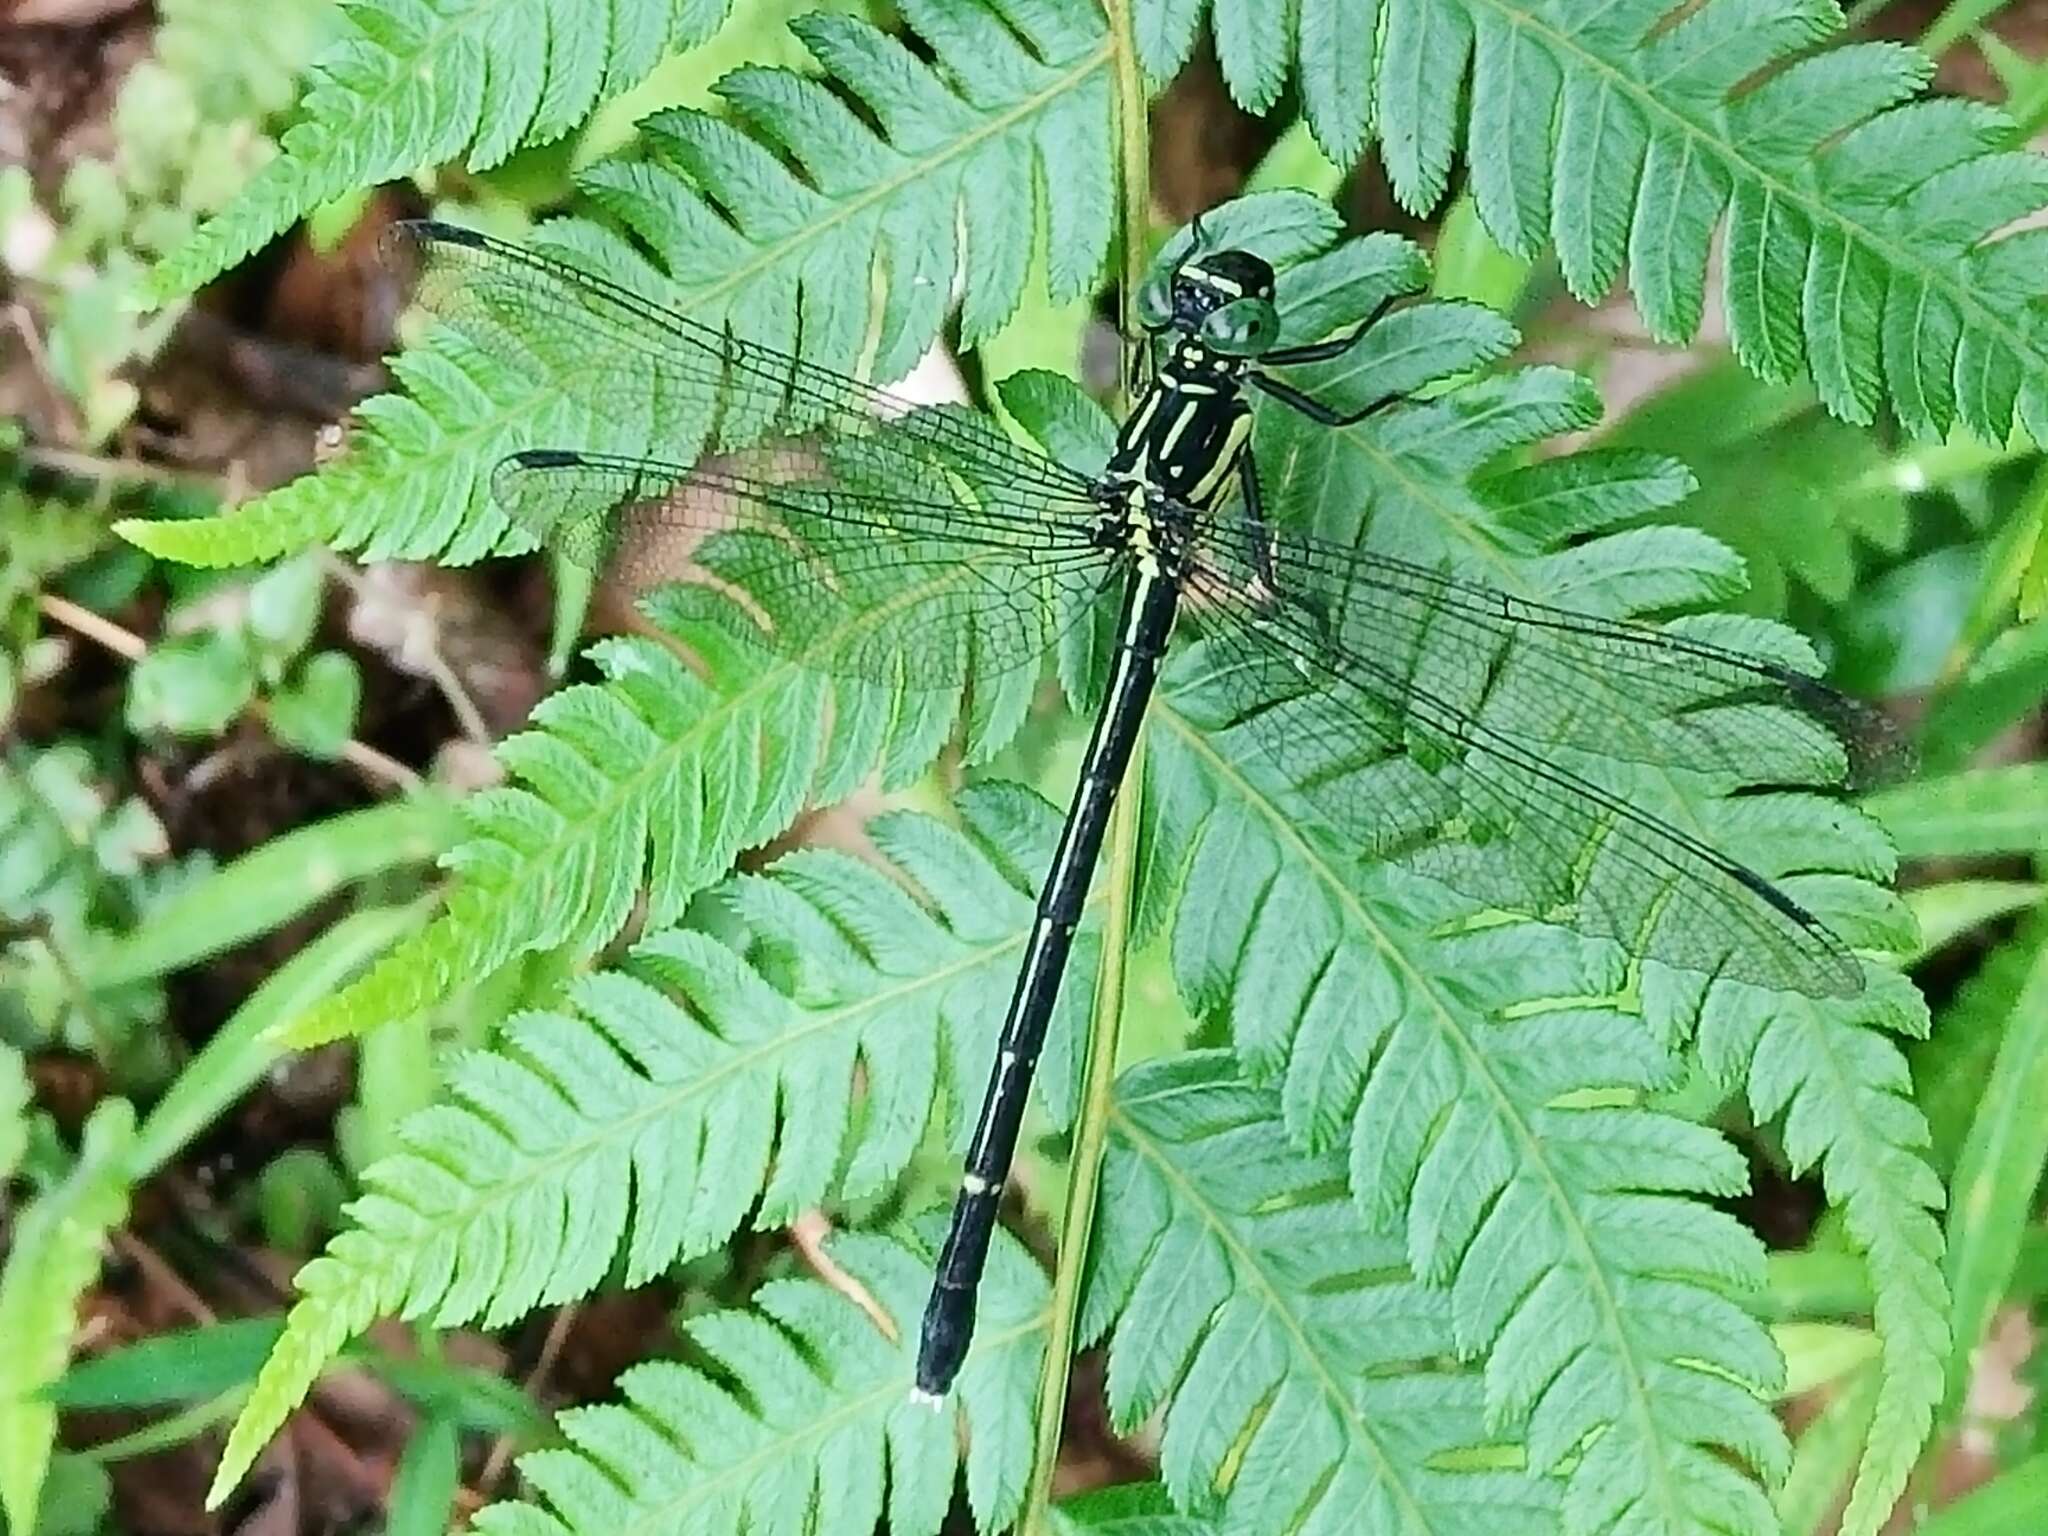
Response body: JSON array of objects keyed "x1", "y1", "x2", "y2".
[{"x1": 393, "y1": 217, "x2": 1895, "y2": 1403}]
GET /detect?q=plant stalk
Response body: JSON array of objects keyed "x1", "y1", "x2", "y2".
[
  {"x1": 1019, "y1": 728, "x2": 1146, "y2": 1533},
  {"x1": 1019, "y1": 6, "x2": 1148, "y2": 1525},
  {"x1": 1106, "y1": 0, "x2": 1149, "y2": 363}
]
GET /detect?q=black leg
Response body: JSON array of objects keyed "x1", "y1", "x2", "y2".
[
  {"x1": 1248, "y1": 370, "x2": 1407, "y2": 428},
  {"x1": 1232, "y1": 455, "x2": 1340, "y2": 646},
  {"x1": 1237, "y1": 454, "x2": 1280, "y2": 595},
  {"x1": 1258, "y1": 295, "x2": 1397, "y2": 366}
]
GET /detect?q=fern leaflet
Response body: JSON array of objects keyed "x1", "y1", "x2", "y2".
[
  {"x1": 1140, "y1": 0, "x2": 2048, "y2": 443},
  {"x1": 0, "y1": 1101, "x2": 134, "y2": 1534},
  {"x1": 465, "y1": 1227, "x2": 1047, "y2": 1536},
  {"x1": 144, "y1": 0, "x2": 734, "y2": 301},
  {"x1": 1088, "y1": 1051, "x2": 1556, "y2": 1535},
  {"x1": 1702, "y1": 976, "x2": 1947, "y2": 1535}
]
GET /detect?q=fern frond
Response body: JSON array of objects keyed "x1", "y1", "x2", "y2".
[
  {"x1": 211, "y1": 790, "x2": 1083, "y2": 1502},
  {"x1": 1087, "y1": 1051, "x2": 1556, "y2": 1534},
  {"x1": 1129, "y1": 335, "x2": 1929, "y2": 1534},
  {"x1": 144, "y1": 0, "x2": 732, "y2": 302},
  {"x1": 1703, "y1": 975, "x2": 1947, "y2": 1536},
  {"x1": 0, "y1": 1100, "x2": 134, "y2": 1535},
  {"x1": 1140, "y1": 0, "x2": 2048, "y2": 441},
  {"x1": 463, "y1": 1227, "x2": 1047, "y2": 1536},
  {"x1": 124, "y1": 0, "x2": 1112, "y2": 568}
]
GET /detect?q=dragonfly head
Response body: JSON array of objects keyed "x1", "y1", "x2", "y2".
[{"x1": 1139, "y1": 247, "x2": 1280, "y2": 359}]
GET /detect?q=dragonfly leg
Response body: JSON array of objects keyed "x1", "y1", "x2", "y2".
[
  {"x1": 1257, "y1": 293, "x2": 1398, "y2": 366},
  {"x1": 1234, "y1": 454, "x2": 1336, "y2": 640},
  {"x1": 1236, "y1": 454, "x2": 1282, "y2": 600},
  {"x1": 1249, "y1": 370, "x2": 1408, "y2": 428}
]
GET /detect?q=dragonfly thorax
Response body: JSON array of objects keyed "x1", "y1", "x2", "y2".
[{"x1": 1104, "y1": 352, "x2": 1255, "y2": 513}]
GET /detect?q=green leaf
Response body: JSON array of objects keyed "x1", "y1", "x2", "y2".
[
  {"x1": 362, "y1": 1353, "x2": 549, "y2": 1437},
  {"x1": 1775, "y1": 1359, "x2": 1879, "y2": 1536},
  {"x1": 464, "y1": 1228, "x2": 1046, "y2": 1536},
  {"x1": 124, "y1": 630, "x2": 255, "y2": 737},
  {"x1": 0, "y1": 1045, "x2": 25, "y2": 1185},
  {"x1": 1050, "y1": 1483, "x2": 1219, "y2": 1534},
  {"x1": 1935, "y1": 914, "x2": 2048, "y2": 1426},
  {"x1": 145, "y1": 0, "x2": 740, "y2": 302},
  {"x1": 88, "y1": 798, "x2": 455, "y2": 992},
  {"x1": 1705, "y1": 987, "x2": 1947, "y2": 1536},
  {"x1": 267, "y1": 650, "x2": 363, "y2": 759},
  {"x1": 1864, "y1": 763, "x2": 2048, "y2": 858},
  {"x1": 206, "y1": 205, "x2": 1930, "y2": 1536},
  {"x1": 386, "y1": 1416, "x2": 461, "y2": 1536},
  {"x1": 274, "y1": 588, "x2": 986, "y2": 1046},
  {"x1": 28, "y1": 1455, "x2": 109, "y2": 1536},
  {"x1": 1090, "y1": 1052, "x2": 1553, "y2": 1533},
  {"x1": 1915, "y1": 1451, "x2": 2048, "y2": 1536},
  {"x1": 46, "y1": 1319, "x2": 286, "y2": 1410},
  {"x1": 1603, "y1": 361, "x2": 1907, "y2": 614},
  {"x1": 0, "y1": 1100, "x2": 134, "y2": 1534},
  {"x1": 1919, "y1": 616, "x2": 2048, "y2": 774},
  {"x1": 1141, "y1": 0, "x2": 2048, "y2": 442},
  {"x1": 1905, "y1": 879, "x2": 2043, "y2": 961},
  {"x1": 209, "y1": 791, "x2": 1084, "y2": 1503},
  {"x1": 120, "y1": 0, "x2": 1112, "y2": 570},
  {"x1": 244, "y1": 552, "x2": 324, "y2": 671}
]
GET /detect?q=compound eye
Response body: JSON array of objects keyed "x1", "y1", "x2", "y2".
[
  {"x1": 1136, "y1": 275, "x2": 1174, "y2": 331},
  {"x1": 1199, "y1": 297, "x2": 1280, "y2": 356}
]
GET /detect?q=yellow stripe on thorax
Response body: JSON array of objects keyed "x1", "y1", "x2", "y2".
[{"x1": 1184, "y1": 411, "x2": 1250, "y2": 506}]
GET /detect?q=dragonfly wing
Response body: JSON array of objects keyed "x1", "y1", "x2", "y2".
[
  {"x1": 493, "y1": 449, "x2": 1119, "y2": 688},
  {"x1": 1188, "y1": 514, "x2": 1905, "y2": 793},
  {"x1": 390, "y1": 221, "x2": 1100, "y2": 521},
  {"x1": 1177, "y1": 537, "x2": 1868, "y2": 997}
]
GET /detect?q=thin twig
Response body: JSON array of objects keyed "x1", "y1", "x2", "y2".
[
  {"x1": 319, "y1": 554, "x2": 496, "y2": 747},
  {"x1": 38, "y1": 592, "x2": 144, "y2": 660},
  {"x1": 5, "y1": 302, "x2": 80, "y2": 442},
  {"x1": 36, "y1": 593, "x2": 423, "y2": 792},
  {"x1": 20, "y1": 443, "x2": 216, "y2": 493},
  {"x1": 790, "y1": 1208, "x2": 896, "y2": 1339},
  {"x1": 110, "y1": 1229, "x2": 218, "y2": 1323},
  {"x1": 472, "y1": 1303, "x2": 580, "y2": 1500}
]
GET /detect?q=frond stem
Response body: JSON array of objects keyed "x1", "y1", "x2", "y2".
[
  {"x1": 1017, "y1": 9, "x2": 1149, "y2": 1524},
  {"x1": 1104, "y1": 0, "x2": 1149, "y2": 386},
  {"x1": 1020, "y1": 724, "x2": 1146, "y2": 1533}
]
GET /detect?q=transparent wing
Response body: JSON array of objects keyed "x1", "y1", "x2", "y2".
[
  {"x1": 1178, "y1": 519, "x2": 1885, "y2": 996},
  {"x1": 1191, "y1": 515, "x2": 1904, "y2": 791},
  {"x1": 492, "y1": 448, "x2": 1120, "y2": 687},
  {"x1": 388, "y1": 220, "x2": 1101, "y2": 517}
]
